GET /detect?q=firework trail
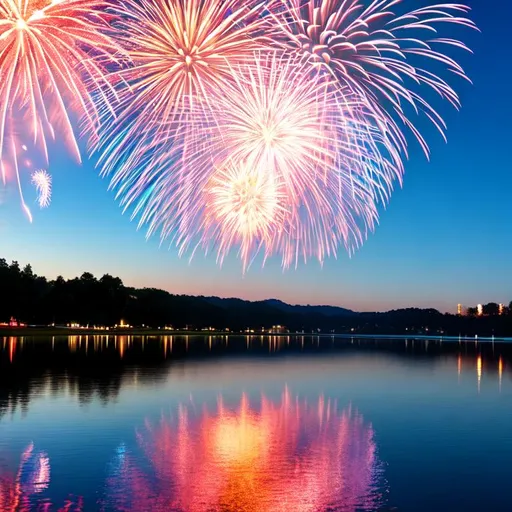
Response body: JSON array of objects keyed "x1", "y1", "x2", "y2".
[
  {"x1": 273, "y1": 0, "x2": 477, "y2": 157},
  {"x1": 31, "y1": 170, "x2": 52, "y2": 209},
  {"x1": 0, "y1": 0, "x2": 121, "y2": 216}
]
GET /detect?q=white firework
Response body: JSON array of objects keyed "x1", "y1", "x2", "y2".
[{"x1": 31, "y1": 170, "x2": 52, "y2": 209}]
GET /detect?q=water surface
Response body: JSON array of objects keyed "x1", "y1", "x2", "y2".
[{"x1": 1, "y1": 335, "x2": 511, "y2": 511}]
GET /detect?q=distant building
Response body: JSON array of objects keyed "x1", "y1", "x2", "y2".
[
  {"x1": 0, "y1": 318, "x2": 26, "y2": 327},
  {"x1": 269, "y1": 325, "x2": 288, "y2": 334},
  {"x1": 457, "y1": 304, "x2": 464, "y2": 315},
  {"x1": 499, "y1": 304, "x2": 505, "y2": 315},
  {"x1": 477, "y1": 304, "x2": 483, "y2": 316}
]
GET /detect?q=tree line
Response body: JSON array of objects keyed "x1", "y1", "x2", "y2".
[
  {"x1": 466, "y1": 303, "x2": 510, "y2": 316},
  {"x1": 1, "y1": 258, "x2": 512, "y2": 336}
]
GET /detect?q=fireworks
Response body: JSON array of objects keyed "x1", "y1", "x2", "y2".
[
  {"x1": 273, "y1": 0, "x2": 477, "y2": 157},
  {"x1": 1, "y1": 0, "x2": 475, "y2": 269},
  {"x1": 31, "y1": 170, "x2": 52, "y2": 208},
  {"x1": 95, "y1": 1, "x2": 474, "y2": 270},
  {"x1": 194, "y1": 53, "x2": 403, "y2": 269},
  {"x1": 0, "y1": 0, "x2": 120, "y2": 216},
  {"x1": 103, "y1": 52, "x2": 401, "y2": 269},
  {"x1": 96, "y1": 0, "x2": 275, "y2": 175},
  {"x1": 203, "y1": 160, "x2": 288, "y2": 269}
]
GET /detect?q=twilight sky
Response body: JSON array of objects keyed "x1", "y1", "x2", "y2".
[{"x1": 0, "y1": 0, "x2": 510, "y2": 313}]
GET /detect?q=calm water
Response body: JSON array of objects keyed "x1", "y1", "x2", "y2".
[{"x1": 1, "y1": 335, "x2": 512, "y2": 512}]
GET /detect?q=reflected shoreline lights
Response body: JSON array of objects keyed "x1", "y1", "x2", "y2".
[{"x1": 106, "y1": 388, "x2": 387, "y2": 512}]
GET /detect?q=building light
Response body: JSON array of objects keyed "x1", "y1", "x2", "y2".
[
  {"x1": 499, "y1": 304, "x2": 504, "y2": 315},
  {"x1": 477, "y1": 304, "x2": 483, "y2": 316}
]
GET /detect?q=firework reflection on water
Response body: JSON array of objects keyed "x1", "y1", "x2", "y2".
[{"x1": 105, "y1": 388, "x2": 387, "y2": 511}]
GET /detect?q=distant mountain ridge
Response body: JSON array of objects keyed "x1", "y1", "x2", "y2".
[{"x1": 203, "y1": 296, "x2": 355, "y2": 316}]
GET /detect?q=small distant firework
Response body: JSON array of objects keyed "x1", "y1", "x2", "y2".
[{"x1": 31, "y1": 170, "x2": 52, "y2": 209}]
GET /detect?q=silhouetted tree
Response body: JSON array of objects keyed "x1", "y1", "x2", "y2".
[{"x1": 483, "y1": 303, "x2": 500, "y2": 316}]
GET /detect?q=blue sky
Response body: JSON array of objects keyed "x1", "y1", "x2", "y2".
[{"x1": 0, "y1": 0, "x2": 510, "y2": 313}]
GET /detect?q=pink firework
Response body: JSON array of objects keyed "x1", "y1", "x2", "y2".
[
  {"x1": 203, "y1": 159, "x2": 289, "y2": 270},
  {"x1": 96, "y1": 0, "x2": 278, "y2": 177},
  {"x1": 105, "y1": 53, "x2": 398, "y2": 270},
  {"x1": 97, "y1": 1, "x2": 475, "y2": 271}
]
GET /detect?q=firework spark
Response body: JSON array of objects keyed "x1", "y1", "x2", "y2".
[
  {"x1": 0, "y1": 0, "x2": 120, "y2": 214},
  {"x1": 273, "y1": 0, "x2": 477, "y2": 157},
  {"x1": 31, "y1": 170, "x2": 52, "y2": 208}
]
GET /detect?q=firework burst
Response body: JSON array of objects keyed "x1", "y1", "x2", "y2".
[
  {"x1": 273, "y1": 0, "x2": 477, "y2": 156},
  {"x1": 96, "y1": 1, "x2": 475, "y2": 271},
  {"x1": 97, "y1": 0, "x2": 277, "y2": 176},
  {"x1": 31, "y1": 169, "x2": 52, "y2": 208},
  {"x1": 0, "y1": 0, "x2": 120, "y2": 215},
  {"x1": 105, "y1": 53, "x2": 399, "y2": 270},
  {"x1": 203, "y1": 159, "x2": 288, "y2": 270}
]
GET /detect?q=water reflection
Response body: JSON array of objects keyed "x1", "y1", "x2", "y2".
[
  {"x1": 0, "y1": 443, "x2": 82, "y2": 511},
  {"x1": 105, "y1": 389, "x2": 386, "y2": 512},
  {"x1": 2, "y1": 335, "x2": 511, "y2": 420}
]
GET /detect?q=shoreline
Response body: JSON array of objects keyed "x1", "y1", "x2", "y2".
[{"x1": 1, "y1": 328, "x2": 512, "y2": 342}]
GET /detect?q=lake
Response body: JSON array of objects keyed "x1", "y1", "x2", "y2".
[{"x1": 1, "y1": 335, "x2": 511, "y2": 511}]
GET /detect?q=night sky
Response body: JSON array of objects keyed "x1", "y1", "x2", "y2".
[{"x1": 0, "y1": 0, "x2": 510, "y2": 313}]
